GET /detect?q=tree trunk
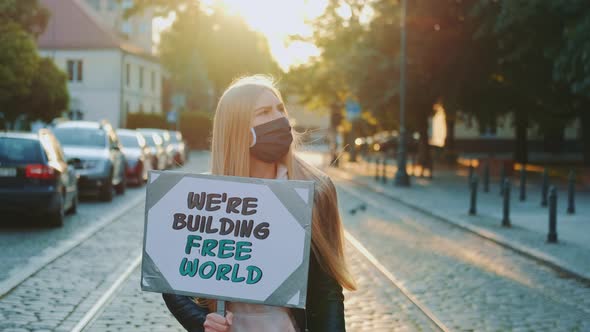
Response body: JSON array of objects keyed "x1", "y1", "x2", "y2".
[
  {"x1": 329, "y1": 103, "x2": 341, "y2": 166},
  {"x1": 582, "y1": 110, "x2": 590, "y2": 166},
  {"x1": 514, "y1": 110, "x2": 528, "y2": 164},
  {"x1": 417, "y1": 116, "x2": 432, "y2": 174},
  {"x1": 444, "y1": 110, "x2": 457, "y2": 165},
  {"x1": 444, "y1": 114, "x2": 456, "y2": 151}
]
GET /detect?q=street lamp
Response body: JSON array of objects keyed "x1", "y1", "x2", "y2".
[{"x1": 394, "y1": 0, "x2": 410, "y2": 186}]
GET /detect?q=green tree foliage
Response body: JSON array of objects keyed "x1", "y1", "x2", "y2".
[
  {"x1": 0, "y1": 22, "x2": 40, "y2": 126},
  {"x1": 132, "y1": 1, "x2": 280, "y2": 111},
  {"x1": 0, "y1": 2, "x2": 69, "y2": 128},
  {"x1": 19, "y1": 57, "x2": 69, "y2": 123},
  {"x1": 0, "y1": 0, "x2": 49, "y2": 36},
  {"x1": 288, "y1": 0, "x2": 590, "y2": 164}
]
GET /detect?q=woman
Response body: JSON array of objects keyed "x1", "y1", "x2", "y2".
[{"x1": 162, "y1": 75, "x2": 356, "y2": 332}]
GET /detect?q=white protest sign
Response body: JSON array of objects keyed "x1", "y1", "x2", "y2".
[{"x1": 141, "y1": 171, "x2": 314, "y2": 309}]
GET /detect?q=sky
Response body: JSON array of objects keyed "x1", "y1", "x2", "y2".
[{"x1": 153, "y1": 0, "x2": 329, "y2": 72}]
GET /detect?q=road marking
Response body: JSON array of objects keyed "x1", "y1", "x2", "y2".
[
  {"x1": 0, "y1": 193, "x2": 144, "y2": 298},
  {"x1": 71, "y1": 254, "x2": 142, "y2": 332}
]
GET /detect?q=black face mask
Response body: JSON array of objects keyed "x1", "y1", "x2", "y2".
[{"x1": 250, "y1": 117, "x2": 293, "y2": 163}]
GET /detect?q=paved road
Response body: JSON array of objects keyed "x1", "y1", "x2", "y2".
[
  {"x1": 2, "y1": 151, "x2": 589, "y2": 331},
  {"x1": 334, "y1": 177, "x2": 590, "y2": 331},
  {"x1": 0, "y1": 180, "x2": 144, "y2": 284}
]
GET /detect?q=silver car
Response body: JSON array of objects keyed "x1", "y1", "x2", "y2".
[
  {"x1": 138, "y1": 128, "x2": 174, "y2": 168},
  {"x1": 116, "y1": 129, "x2": 153, "y2": 185},
  {"x1": 139, "y1": 130, "x2": 167, "y2": 170},
  {"x1": 168, "y1": 130, "x2": 187, "y2": 166},
  {"x1": 52, "y1": 121, "x2": 126, "y2": 201}
]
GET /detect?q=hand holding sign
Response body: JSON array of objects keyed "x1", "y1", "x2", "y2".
[
  {"x1": 141, "y1": 171, "x2": 314, "y2": 309},
  {"x1": 204, "y1": 311, "x2": 233, "y2": 332}
]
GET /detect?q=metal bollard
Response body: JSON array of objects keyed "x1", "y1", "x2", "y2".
[
  {"x1": 468, "y1": 163, "x2": 474, "y2": 187},
  {"x1": 541, "y1": 168, "x2": 549, "y2": 207},
  {"x1": 567, "y1": 170, "x2": 575, "y2": 214},
  {"x1": 499, "y1": 164, "x2": 506, "y2": 196},
  {"x1": 374, "y1": 157, "x2": 379, "y2": 182},
  {"x1": 469, "y1": 175, "x2": 478, "y2": 215},
  {"x1": 502, "y1": 178, "x2": 511, "y2": 227},
  {"x1": 519, "y1": 166, "x2": 527, "y2": 201},
  {"x1": 381, "y1": 158, "x2": 387, "y2": 183},
  {"x1": 547, "y1": 186, "x2": 558, "y2": 243},
  {"x1": 483, "y1": 161, "x2": 490, "y2": 193}
]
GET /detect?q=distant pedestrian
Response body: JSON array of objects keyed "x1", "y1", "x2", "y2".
[{"x1": 162, "y1": 75, "x2": 356, "y2": 332}]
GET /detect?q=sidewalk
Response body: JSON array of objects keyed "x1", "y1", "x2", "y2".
[{"x1": 325, "y1": 156, "x2": 590, "y2": 281}]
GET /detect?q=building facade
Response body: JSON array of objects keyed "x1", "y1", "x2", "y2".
[{"x1": 37, "y1": 0, "x2": 162, "y2": 128}]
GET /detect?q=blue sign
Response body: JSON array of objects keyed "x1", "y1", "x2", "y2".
[
  {"x1": 345, "y1": 99, "x2": 361, "y2": 120},
  {"x1": 167, "y1": 111, "x2": 177, "y2": 124}
]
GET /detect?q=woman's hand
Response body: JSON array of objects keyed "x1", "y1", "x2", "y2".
[{"x1": 203, "y1": 311, "x2": 233, "y2": 332}]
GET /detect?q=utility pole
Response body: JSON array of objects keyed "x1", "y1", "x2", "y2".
[{"x1": 394, "y1": 0, "x2": 410, "y2": 187}]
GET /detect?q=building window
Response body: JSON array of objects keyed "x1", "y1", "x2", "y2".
[
  {"x1": 151, "y1": 71, "x2": 155, "y2": 91},
  {"x1": 122, "y1": 0, "x2": 133, "y2": 10},
  {"x1": 107, "y1": 0, "x2": 117, "y2": 10},
  {"x1": 87, "y1": 0, "x2": 101, "y2": 11},
  {"x1": 126, "y1": 63, "x2": 130, "y2": 86},
  {"x1": 139, "y1": 66, "x2": 144, "y2": 89},
  {"x1": 67, "y1": 60, "x2": 83, "y2": 82},
  {"x1": 121, "y1": 21, "x2": 132, "y2": 36}
]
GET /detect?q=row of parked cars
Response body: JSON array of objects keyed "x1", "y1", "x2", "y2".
[{"x1": 0, "y1": 120, "x2": 187, "y2": 227}]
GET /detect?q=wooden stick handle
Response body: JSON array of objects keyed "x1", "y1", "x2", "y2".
[{"x1": 216, "y1": 300, "x2": 226, "y2": 316}]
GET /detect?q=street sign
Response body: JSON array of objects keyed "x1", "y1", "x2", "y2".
[
  {"x1": 345, "y1": 99, "x2": 361, "y2": 121},
  {"x1": 171, "y1": 93, "x2": 186, "y2": 110},
  {"x1": 167, "y1": 111, "x2": 177, "y2": 124},
  {"x1": 141, "y1": 171, "x2": 314, "y2": 309}
]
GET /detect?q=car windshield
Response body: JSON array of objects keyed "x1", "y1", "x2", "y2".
[
  {"x1": 168, "y1": 133, "x2": 178, "y2": 143},
  {"x1": 53, "y1": 128, "x2": 106, "y2": 147},
  {"x1": 119, "y1": 134, "x2": 140, "y2": 148},
  {"x1": 0, "y1": 137, "x2": 43, "y2": 163},
  {"x1": 143, "y1": 134, "x2": 162, "y2": 147}
]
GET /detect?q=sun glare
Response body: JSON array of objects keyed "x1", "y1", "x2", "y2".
[{"x1": 154, "y1": 0, "x2": 328, "y2": 71}]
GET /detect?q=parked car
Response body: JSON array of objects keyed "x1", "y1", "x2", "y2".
[
  {"x1": 139, "y1": 131, "x2": 167, "y2": 170},
  {"x1": 116, "y1": 129, "x2": 152, "y2": 185},
  {"x1": 52, "y1": 121, "x2": 126, "y2": 201},
  {"x1": 138, "y1": 128, "x2": 174, "y2": 168},
  {"x1": 0, "y1": 130, "x2": 78, "y2": 226},
  {"x1": 373, "y1": 133, "x2": 419, "y2": 154},
  {"x1": 168, "y1": 130, "x2": 187, "y2": 166}
]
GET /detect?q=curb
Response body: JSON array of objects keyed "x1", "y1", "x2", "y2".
[{"x1": 328, "y1": 167, "x2": 590, "y2": 284}]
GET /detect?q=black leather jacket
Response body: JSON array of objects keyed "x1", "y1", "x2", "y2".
[{"x1": 162, "y1": 253, "x2": 345, "y2": 332}]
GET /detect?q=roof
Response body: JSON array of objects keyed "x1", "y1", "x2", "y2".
[
  {"x1": 115, "y1": 128, "x2": 139, "y2": 136},
  {"x1": 0, "y1": 132, "x2": 40, "y2": 140},
  {"x1": 54, "y1": 121, "x2": 102, "y2": 129},
  {"x1": 37, "y1": 0, "x2": 155, "y2": 60}
]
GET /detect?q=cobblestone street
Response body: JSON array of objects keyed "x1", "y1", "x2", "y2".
[{"x1": 1, "y1": 152, "x2": 589, "y2": 331}]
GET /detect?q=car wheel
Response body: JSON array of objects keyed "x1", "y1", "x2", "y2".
[
  {"x1": 49, "y1": 194, "x2": 65, "y2": 227},
  {"x1": 99, "y1": 174, "x2": 114, "y2": 202},
  {"x1": 115, "y1": 176, "x2": 126, "y2": 195},
  {"x1": 67, "y1": 192, "x2": 78, "y2": 215}
]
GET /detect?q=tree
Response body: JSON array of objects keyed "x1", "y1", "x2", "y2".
[
  {"x1": 285, "y1": 0, "x2": 371, "y2": 162},
  {"x1": 0, "y1": 0, "x2": 49, "y2": 36},
  {"x1": 18, "y1": 57, "x2": 69, "y2": 123},
  {"x1": 131, "y1": 1, "x2": 280, "y2": 111},
  {"x1": 551, "y1": 1, "x2": 590, "y2": 164},
  {"x1": 0, "y1": 22, "x2": 39, "y2": 127}
]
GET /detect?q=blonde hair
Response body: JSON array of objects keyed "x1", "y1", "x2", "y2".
[{"x1": 201, "y1": 75, "x2": 356, "y2": 311}]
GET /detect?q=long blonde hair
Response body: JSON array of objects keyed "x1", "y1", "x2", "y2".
[{"x1": 202, "y1": 75, "x2": 355, "y2": 309}]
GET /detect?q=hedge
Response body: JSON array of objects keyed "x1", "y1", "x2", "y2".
[{"x1": 126, "y1": 111, "x2": 212, "y2": 150}]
